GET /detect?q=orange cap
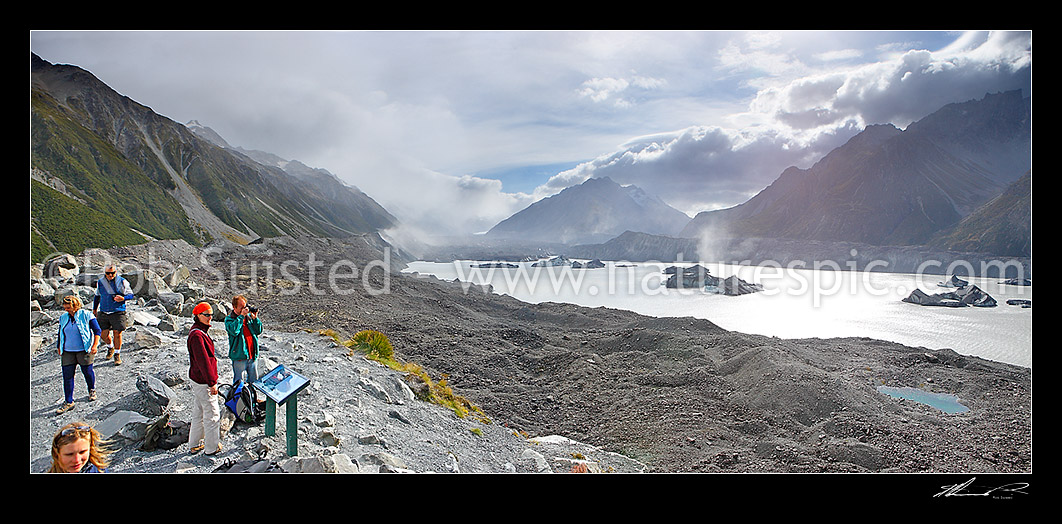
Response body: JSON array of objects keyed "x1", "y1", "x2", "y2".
[{"x1": 192, "y1": 302, "x2": 213, "y2": 316}]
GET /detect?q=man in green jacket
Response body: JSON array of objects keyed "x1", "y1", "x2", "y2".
[{"x1": 225, "y1": 295, "x2": 263, "y2": 385}]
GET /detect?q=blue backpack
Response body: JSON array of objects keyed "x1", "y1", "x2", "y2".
[{"x1": 221, "y1": 380, "x2": 264, "y2": 424}]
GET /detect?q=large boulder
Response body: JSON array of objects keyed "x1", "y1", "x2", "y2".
[
  {"x1": 30, "y1": 280, "x2": 55, "y2": 303},
  {"x1": 163, "y1": 264, "x2": 191, "y2": 288},
  {"x1": 136, "y1": 374, "x2": 177, "y2": 415},
  {"x1": 53, "y1": 285, "x2": 95, "y2": 307},
  {"x1": 156, "y1": 292, "x2": 185, "y2": 314},
  {"x1": 43, "y1": 254, "x2": 78, "y2": 280},
  {"x1": 76, "y1": 272, "x2": 102, "y2": 288},
  {"x1": 94, "y1": 410, "x2": 150, "y2": 443},
  {"x1": 30, "y1": 310, "x2": 56, "y2": 328},
  {"x1": 121, "y1": 268, "x2": 172, "y2": 299},
  {"x1": 128, "y1": 310, "x2": 161, "y2": 327},
  {"x1": 179, "y1": 297, "x2": 229, "y2": 320},
  {"x1": 134, "y1": 328, "x2": 165, "y2": 349},
  {"x1": 173, "y1": 281, "x2": 207, "y2": 302},
  {"x1": 79, "y1": 248, "x2": 117, "y2": 271}
]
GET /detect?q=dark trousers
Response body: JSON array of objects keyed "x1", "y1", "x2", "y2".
[{"x1": 61, "y1": 351, "x2": 96, "y2": 403}]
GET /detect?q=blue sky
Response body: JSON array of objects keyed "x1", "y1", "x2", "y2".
[{"x1": 30, "y1": 30, "x2": 1031, "y2": 239}]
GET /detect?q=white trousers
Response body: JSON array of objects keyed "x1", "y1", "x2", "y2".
[{"x1": 189, "y1": 382, "x2": 220, "y2": 450}]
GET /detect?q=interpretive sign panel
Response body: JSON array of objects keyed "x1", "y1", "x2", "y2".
[{"x1": 253, "y1": 364, "x2": 309, "y2": 406}]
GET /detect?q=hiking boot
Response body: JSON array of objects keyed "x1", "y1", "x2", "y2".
[
  {"x1": 189, "y1": 442, "x2": 205, "y2": 454},
  {"x1": 56, "y1": 402, "x2": 75, "y2": 414},
  {"x1": 113, "y1": 353, "x2": 122, "y2": 365},
  {"x1": 204, "y1": 443, "x2": 223, "y2": 456},
  {"x1": 88, "y1": 390, "x2": 97, "y2": 401},
  {"x1": 105, "y1": 347, "x2": 115, "y2": 360}
]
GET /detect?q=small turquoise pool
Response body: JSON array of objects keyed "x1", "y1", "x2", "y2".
[{"x1": 876, "y1": 386, "x2": 970, "y2": 414}]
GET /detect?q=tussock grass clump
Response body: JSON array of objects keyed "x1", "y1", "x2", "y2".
[
  {"x1": 318, "y1": 328, "x2": 486, "y2": 420},
  {"x1": 350, "y1": 329, "x2": 394, "y2": 360}
]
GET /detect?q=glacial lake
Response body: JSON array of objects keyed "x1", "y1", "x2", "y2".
[
  {"x1": 403, "y1": 259, "x2": 1033, "y2": 369},
  {"x1": 876, "y1": 386, "x2": 970, "y2": 414}
]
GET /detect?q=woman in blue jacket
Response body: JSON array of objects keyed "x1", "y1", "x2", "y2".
[{"x1": 56, "y1": 295, "x2": 101, "y2": 414}]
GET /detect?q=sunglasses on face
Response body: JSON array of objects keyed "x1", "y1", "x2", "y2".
[{"x1": 105, "y1": 272, "x2": 116, "y2": 276}]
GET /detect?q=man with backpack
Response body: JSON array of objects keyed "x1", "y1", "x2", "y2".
[{"x1": 93, "y1": 264, "x2": 134, "y2": 365}]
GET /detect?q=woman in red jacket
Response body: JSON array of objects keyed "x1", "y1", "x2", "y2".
[{"x1": 187, "y1": 302, "x2": 222, "y2": 455}]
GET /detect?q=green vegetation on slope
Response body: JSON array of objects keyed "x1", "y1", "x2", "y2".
[
  {"x1": 31, "y1": 89, "x2": 201, "y2": 249},
  {"x1": 30, "y1": 180, "x2": 146, "y2": 263}
]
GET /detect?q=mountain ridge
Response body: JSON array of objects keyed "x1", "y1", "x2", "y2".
[
  {"x1": 485, "y1": 176, "x2": 690, "y2": 245},
  {"x1": 30, "y1": 53, "x2": 396, "y2": 262},
  {"x1": 679, "y1": 90, "x2": 1031, "y2": 250}
]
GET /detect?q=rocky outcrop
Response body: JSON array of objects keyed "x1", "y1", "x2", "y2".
[{"x1": 29, "y1": 240, "x2": 648, "y2": 474}]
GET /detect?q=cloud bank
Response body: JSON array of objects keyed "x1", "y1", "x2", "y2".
[
  {"x1": 30, "y1": 30, "x2": 1031, "y2": 239},
  {"x1": 536, "y1": 31, "x2": 1031, "y2": 218}
]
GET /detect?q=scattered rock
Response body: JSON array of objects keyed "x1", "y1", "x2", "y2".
[
  {"x1": 29, "y1": 236, "x2": 1029, "y2": 475},
  {"x1": 135, "y1": 329, "x2": 165, "y2": 349},
  {"x1": 136, "y1": 374, "x2": 176, "y2": 415},
  {"x1": 95, "y1": 410, "x2": 150, "y2": 443}
]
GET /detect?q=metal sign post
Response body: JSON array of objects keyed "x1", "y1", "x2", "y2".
[{"x1": 254, "y1": 364, "x2": 310, "y2": 457}]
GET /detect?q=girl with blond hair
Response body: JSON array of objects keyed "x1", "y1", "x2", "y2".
[
  {"x1": 48, "y1": 422, "x2": 113, "y2": 473},
  {"x1": 56, "y1": 294, "x2": 102, "y2": 414}
]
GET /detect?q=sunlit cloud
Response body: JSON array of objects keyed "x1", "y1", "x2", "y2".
[{"x1": 528, "y1": 30, "x2": 1030, "y2": 220}]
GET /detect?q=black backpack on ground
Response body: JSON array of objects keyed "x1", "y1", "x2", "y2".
[{"x1": 220, "y1": 380, "x2": 265, "y2": 424}]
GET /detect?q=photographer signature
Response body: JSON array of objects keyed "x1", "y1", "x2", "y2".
[{"x1": 934, "y1": 477, "x2": 1029, "y2": 498}]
